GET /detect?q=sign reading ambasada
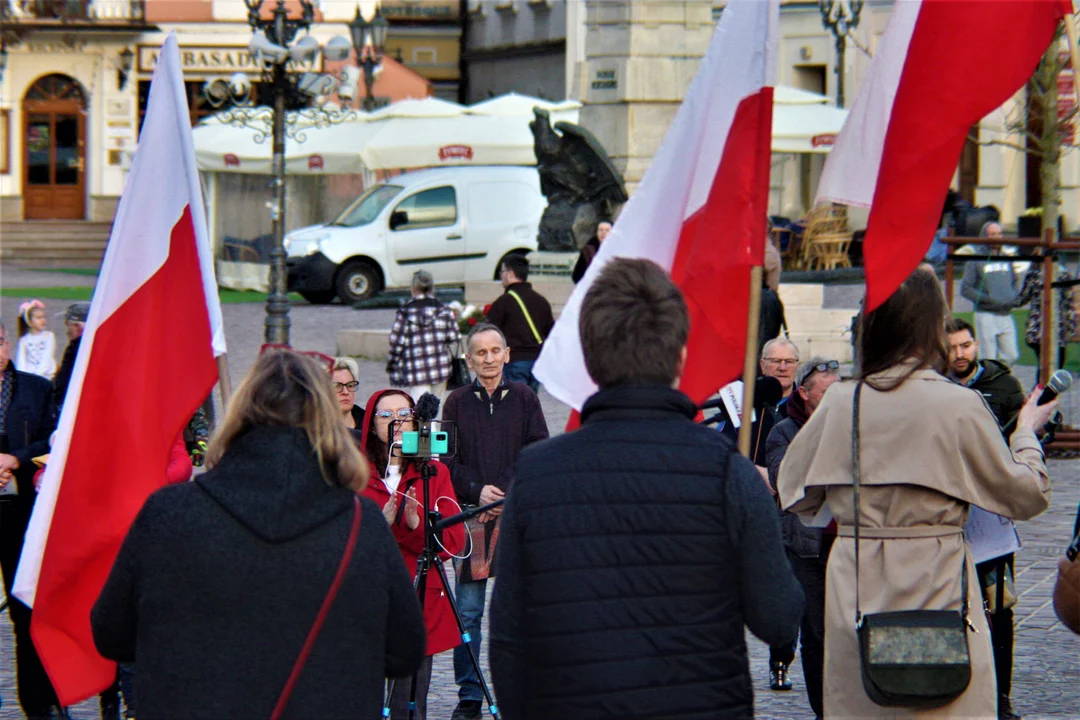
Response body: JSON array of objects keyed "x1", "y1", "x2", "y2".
[{"x1": 137, "y1": 45, "x2": 322, "y2": 75}]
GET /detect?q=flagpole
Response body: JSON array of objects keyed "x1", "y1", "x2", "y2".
[
  {"x1": 738, "y1": 266, "x2": 763, "y2": 458},
  {"x1": 216, "y1": 355, "x2": 233, "y2": 412}
]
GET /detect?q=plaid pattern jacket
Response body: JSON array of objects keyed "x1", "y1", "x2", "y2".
[{"x1": 387, "y1": 296, "x2": 461, "y2": 386}]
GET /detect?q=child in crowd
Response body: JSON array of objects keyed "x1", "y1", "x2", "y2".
[{"x1": 15, "y1": 299, "x2": 57, "y2": 379}]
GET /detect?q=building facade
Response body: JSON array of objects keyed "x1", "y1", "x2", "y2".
[
  {"x1": 0, "y1": 0, "x2": 434, "y2": 223},
  {"x1": 462, "y1": 0, "x2": 568, "y2": 104}
]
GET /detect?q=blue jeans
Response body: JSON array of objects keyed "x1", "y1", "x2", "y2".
[
  {"x1": 503, "y1": 360, "x2": 538, "y2": 393},
  {"x1": 453, "y1": 577, "x2": 488, "y2": 702}
]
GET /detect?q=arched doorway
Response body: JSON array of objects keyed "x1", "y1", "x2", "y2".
[{"x1": 22, "y1": 74, "x2": 87, "y2": 220}]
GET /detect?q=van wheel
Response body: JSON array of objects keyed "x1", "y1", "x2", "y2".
[
  {"x1": 298, "y1": 290, "x2": 336, "y2": 305},
  {"x1": 336, "y1": 261, "x2": 379, "y2": 303},
  {"x1": 494, "y1": 251, "x2": 528, "y2": 280}
]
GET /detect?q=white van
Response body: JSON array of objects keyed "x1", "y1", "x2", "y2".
[{"x1": 285, "y1": 166, "x2": 544, "y2": 303}]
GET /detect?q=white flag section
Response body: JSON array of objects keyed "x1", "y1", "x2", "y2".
[
  {"x1": 14, "y1": 32, "x2": 225, "y2": 705},
  {"x1": 534, "y1": 0, "x2": 779, "y2": 415}
]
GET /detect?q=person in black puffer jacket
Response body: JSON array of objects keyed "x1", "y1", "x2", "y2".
[
  {"x1": 92, "y1": 350, "x2": 426, "y2": 720},
  {"x1": 490, "y1": 259, "x2": 803, "y2": 720}
]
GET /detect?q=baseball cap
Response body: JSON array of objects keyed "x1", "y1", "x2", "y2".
[{"x1": 63, "y1": 302, "x2": 91, "y2": 323}]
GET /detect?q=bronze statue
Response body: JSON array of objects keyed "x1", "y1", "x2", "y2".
[{"x1": 530, "y1": 108, "x2": 628, "y2": 252}]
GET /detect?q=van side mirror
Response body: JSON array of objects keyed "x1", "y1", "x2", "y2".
[{"x1": 389, "y1": 210, "x2": 409, "y2": 230}]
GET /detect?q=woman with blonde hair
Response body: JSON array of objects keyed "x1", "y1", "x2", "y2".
[
  {"x1": 92, "y1": 350, "x2": 425, "y2": 719},
  {"x1": 778, "y1": 267, "x2": 1057, "y2": 719}
]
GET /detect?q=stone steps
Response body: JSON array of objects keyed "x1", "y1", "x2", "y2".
[{"x1": 0, "y1": 222, "x2": 112, "y2": 264}]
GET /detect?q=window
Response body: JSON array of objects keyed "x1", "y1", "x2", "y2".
[
  {"x1": 391, "y1": 186, "x2": 457, "y2": 231},
  {"x1": 138, "y1": 80, "x2": 258, "y2": 134},
  {"x1": 412, "y1": 48, "x2": 437, "y2": 65},
  {"x1": 331, "y1": 184, "x2": 404, "y2": 227}
]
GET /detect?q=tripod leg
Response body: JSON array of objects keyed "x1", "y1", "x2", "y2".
[
  {"x1": 432, "y1": 560, "x2": 500, "y2": 720},
  {"x1": 385, "y1": 555, "x2": 430, "y2": 719}
]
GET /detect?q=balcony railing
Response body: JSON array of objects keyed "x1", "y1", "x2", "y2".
[{"x1": 0, "y1": 0, "x2": 147, "y2": 24}]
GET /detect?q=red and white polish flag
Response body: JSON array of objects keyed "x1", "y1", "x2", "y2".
[
  {"x1": 13, "y1": 33, "x2": 226, "y2": 704},
  {"x1": 534, "y1": 0, "x2": 778, "y2": 412},
  {"x1": 816, "y1": 0, "x2": 1071, "y2": 312}
]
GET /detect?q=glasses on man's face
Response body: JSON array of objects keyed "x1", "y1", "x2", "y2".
[
  {"x1": 764, "y1": 357, "x2": 799, "y2": 367},
  {"x1": 374, "y1": 408, "x2": 415, "y2": 420},
  {"x1": 333, "y1": 381, "x2": 359, "y2": 394},
  {"x1": 802, "y1": 360, "x2": 840, "y2": 386}
]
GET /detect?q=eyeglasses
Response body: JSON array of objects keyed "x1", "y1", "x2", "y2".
[
  {"x1": 801, "y1": 360, "x2": 840, "y2": 386},
  {"x1": 763, "y1": 357, "x2": 799, "y2": 367},
  {"x1": 374, "y1": 408, "x2": 415, "y2": 420},
  {"x1": 258, "y1": 343, "x2": 335, "y2": 374},
  {"x1": 333, "y1": 381, "x2": 359, "y2": 393}
]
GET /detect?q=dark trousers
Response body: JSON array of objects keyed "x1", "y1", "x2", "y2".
[
  {"x1": 977, "y1": 554, "x2": 1016, "y2": 698},
  {"x1": 0, "y1": 496, "x2": 61, "y2": 716},
  {"x1": 389, "y1": 655, "x2": 433, "y2": 720},
  {"x1": 789, "y1": 549, "x2": 827, "y2": 719}
]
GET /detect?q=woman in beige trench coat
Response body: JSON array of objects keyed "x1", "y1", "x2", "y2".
[{"x1": 778, "y1": 268, "x2": 1057, "y2": 720}]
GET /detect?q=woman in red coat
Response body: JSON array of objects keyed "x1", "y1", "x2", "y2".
[{"x1": 359, "y1": 389, "x2": 465, "y2": 720}]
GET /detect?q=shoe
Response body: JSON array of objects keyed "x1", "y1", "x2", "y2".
[
  {"x1": 450, "y1": 699, "x2": 483, "y2": 720},
  {"x1": 999, "y1": 695, "x2": 1022, "y2": 720},
  {"x1": 769, "y1": 661, "x2": 793, "y2": 691}
]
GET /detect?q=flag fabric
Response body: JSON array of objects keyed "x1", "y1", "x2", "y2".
[
  {"x1": 13, "y1": 32, "x2": 226, "y2": 704},
  {"x1": 816, "y1": 0, "x2": 1071, "y2": 312},
  {"x1": 533, "y1": 0, "x2": 778, "y2": 413}
]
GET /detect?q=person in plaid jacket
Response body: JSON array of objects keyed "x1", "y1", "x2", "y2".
[{"x1": 387, "y1": 271, "x2": 461, "y2": 401}]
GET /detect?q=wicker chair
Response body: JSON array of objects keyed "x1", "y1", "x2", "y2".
[{"x1": 799, "y1": 205, "x2": 853, "y2": 270}]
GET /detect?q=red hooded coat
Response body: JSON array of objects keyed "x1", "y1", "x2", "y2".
[{"x1": 358, "y1": 390, "x2": 465, "y2": 656}]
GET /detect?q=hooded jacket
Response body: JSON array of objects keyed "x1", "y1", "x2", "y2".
[
  {"x1": 962, "y1": 359, "x2": 1024, "y2": 437},
  {"x1": 92, "y1": 426, "x2": 426, "y2": 719},
  {"x1": 387, "y1": 297, "x2": 460, "y2": 387},
  {"x1": 357, "y1": 390, "x2": 466, "y2": 656},
  {"x1": 961, "y1": 256, "x2": 1019, "y2": 314}
]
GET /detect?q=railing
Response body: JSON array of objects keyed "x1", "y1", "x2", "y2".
[{"x1": 0, "y1": 0, "x2": 146, "y2": 23}]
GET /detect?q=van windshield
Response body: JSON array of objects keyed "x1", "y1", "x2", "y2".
[{"x1": 330, "y1": 185, "x2": 404, "y2": 227}]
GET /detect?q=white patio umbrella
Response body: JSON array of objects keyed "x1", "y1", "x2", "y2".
[
  {"x1": 771, "y1": 85, "x2": 848, "y2": 153},
  {"x1": 466, "y1": 93, "x2": 582, "y2": 117},
  {"x1": 367, "y1": 97, "x2": 466, "y2": 119}
]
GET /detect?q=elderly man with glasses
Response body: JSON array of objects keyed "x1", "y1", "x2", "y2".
[
  {"x1": 760, "y1": 337, "x2": 800, "y2": 412},
  {"x1": 764, "y1": 356, "x2": 841, "y2": 716}
]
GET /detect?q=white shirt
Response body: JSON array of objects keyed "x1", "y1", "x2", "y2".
[
  {"x1": 15, "y1": 331, "x2": 57, "y2": 379},
  {"x1": 383, "y1": 464, "x2": 403, "y2": 496}
]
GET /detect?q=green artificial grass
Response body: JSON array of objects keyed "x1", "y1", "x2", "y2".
[
  {"x1": 27, "y1": 268, "x2": 100, "y2": 277},
  {"x1": 1, "y1": 287, "x2": 302, "y2": 304}
]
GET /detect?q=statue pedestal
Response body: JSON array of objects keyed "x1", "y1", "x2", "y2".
[
  {"x1": 577, "y1": 1, "x2": 714, "y2": 192},
  {"x1": 527, "y1": 250, "x2": 578, "y2": 280}
]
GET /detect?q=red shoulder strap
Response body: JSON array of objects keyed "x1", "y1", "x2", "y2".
[{"x1": 271, "y1": 495, "x2": 362, "y2": 719}]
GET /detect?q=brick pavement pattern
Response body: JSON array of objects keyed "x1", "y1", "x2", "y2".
[{"x1": 0, "y1": 278, "x2": 1077, "y2": 718}]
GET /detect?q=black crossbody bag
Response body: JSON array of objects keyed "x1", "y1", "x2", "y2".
[{"x1": 852, "y1": 382, "x2": 973, "y2": 708}]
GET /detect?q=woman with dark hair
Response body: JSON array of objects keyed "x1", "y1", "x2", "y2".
[
  {"x1": 778, "y1": 267, "x2": 1057, "y2": 719},
  {"x1": 359, "y1": 389, "x2": 465, "y2": 720},
  {"x1": 92, "y1": 351, "x2": 426, "y2": 719}
]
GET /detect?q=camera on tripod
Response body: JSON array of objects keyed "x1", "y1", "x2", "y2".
[{"x1": 397, "y1": 392, "x2": 451, "y2": 459}]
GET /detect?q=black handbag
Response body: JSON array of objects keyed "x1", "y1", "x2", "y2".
[
  {"x1": 446, "y1": 340, "x2": 471, "y2": 390},
  {"x1": 851, "y1": 382, "x2": 973, "y2": 709}
]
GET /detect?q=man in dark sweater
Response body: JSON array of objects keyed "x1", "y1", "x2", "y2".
[
  {"x1": 53, "y1": 302, "x2": 89, "y2": 412},
  {"x1": 442, "y1": 323, "x2": 549, "y2": 720},
  {"x1": 485, "y1": 254, "x2": 554, "y2": 393},
  {"x1": 765, "y1": 356, "x2": 840, "y2": 717},
  {"x1": 490, "y1": 258, "x2": 803, "y2": 720}
]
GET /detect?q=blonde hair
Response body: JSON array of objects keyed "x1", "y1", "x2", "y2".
[
  {"x1": 207, "y1": 350, "x2": 369, "y2": 490},
  {"x1": 333, "y1": 356, "x2": 360, "y2": 381}
]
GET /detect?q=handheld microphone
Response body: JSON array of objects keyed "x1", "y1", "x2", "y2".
[
  {"x1": 699, "y1": 376, "x2": 784, "y2": 412},
  {"x1": 1037, "y1": 370, "x2": 1072, "y2": 406}
]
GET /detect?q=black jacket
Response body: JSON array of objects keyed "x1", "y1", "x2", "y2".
[
  {"x1": 1, "y1": 366, "x2": 56, "y2": 492},
  {"x1": 766, "y1": 392, "x2": 822, "y2": 558},
  {"x1": 964, "y1": 359, "x2": 1024, "y2": 437},
  {"x1": 92, "y1": 427, "x2": 426, "y2": 720},
  {"x1": 485, "y1": 282, "x2": 555, "y2": 362},
  {"x1": 53, "y1": 335, "x2": 81, "y2": 413},
  {"x1": 489, "y1": 385, "x2": 804, "y2": 720}
]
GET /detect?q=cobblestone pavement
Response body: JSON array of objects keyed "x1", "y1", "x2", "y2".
[{"x1": 0, "y1": 270, "x2": 1077, "y2": 718}]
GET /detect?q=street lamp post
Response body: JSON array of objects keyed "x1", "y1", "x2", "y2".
[
  {"x1": 349, "y1": 6, "x2": 389, "y2": 111},
  {"x1": 204, "y1": 0, "x2": 373, "y2": 346},
  {"x1": 818, "y1": 0, "x2": 864, "y2": 108}
]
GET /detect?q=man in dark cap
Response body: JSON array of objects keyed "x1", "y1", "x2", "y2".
[{"x1": 53, "y1": 302, "x2": 90, "y2": 412}]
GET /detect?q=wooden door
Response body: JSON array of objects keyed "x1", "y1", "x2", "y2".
[{"x1": 22, "y1": 75, "x2": 86, "y2": 221}]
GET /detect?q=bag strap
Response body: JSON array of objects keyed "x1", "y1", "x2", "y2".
[
  {"x1": 507, "y1": 290, "x2": 544, "y2": 345},
  {"x1": 852, "y1": 383, "x2": 968, "y2": 629},
  {"x1": 270, "y1": 495, "x2": 362, "y2": 720}
]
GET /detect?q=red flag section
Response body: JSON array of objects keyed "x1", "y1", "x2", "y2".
[{"x1": 817, "y1": 0, "x2": 1069, "y2": 311}]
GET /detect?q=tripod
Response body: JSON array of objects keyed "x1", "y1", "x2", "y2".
[{"x1": 383, "y1": 458, "x2": 501, "y2": 720}]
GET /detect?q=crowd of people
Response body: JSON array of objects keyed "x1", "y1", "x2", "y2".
[{"x1": 1, "y1": 248, "x2": 1078, "y2": 720}]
